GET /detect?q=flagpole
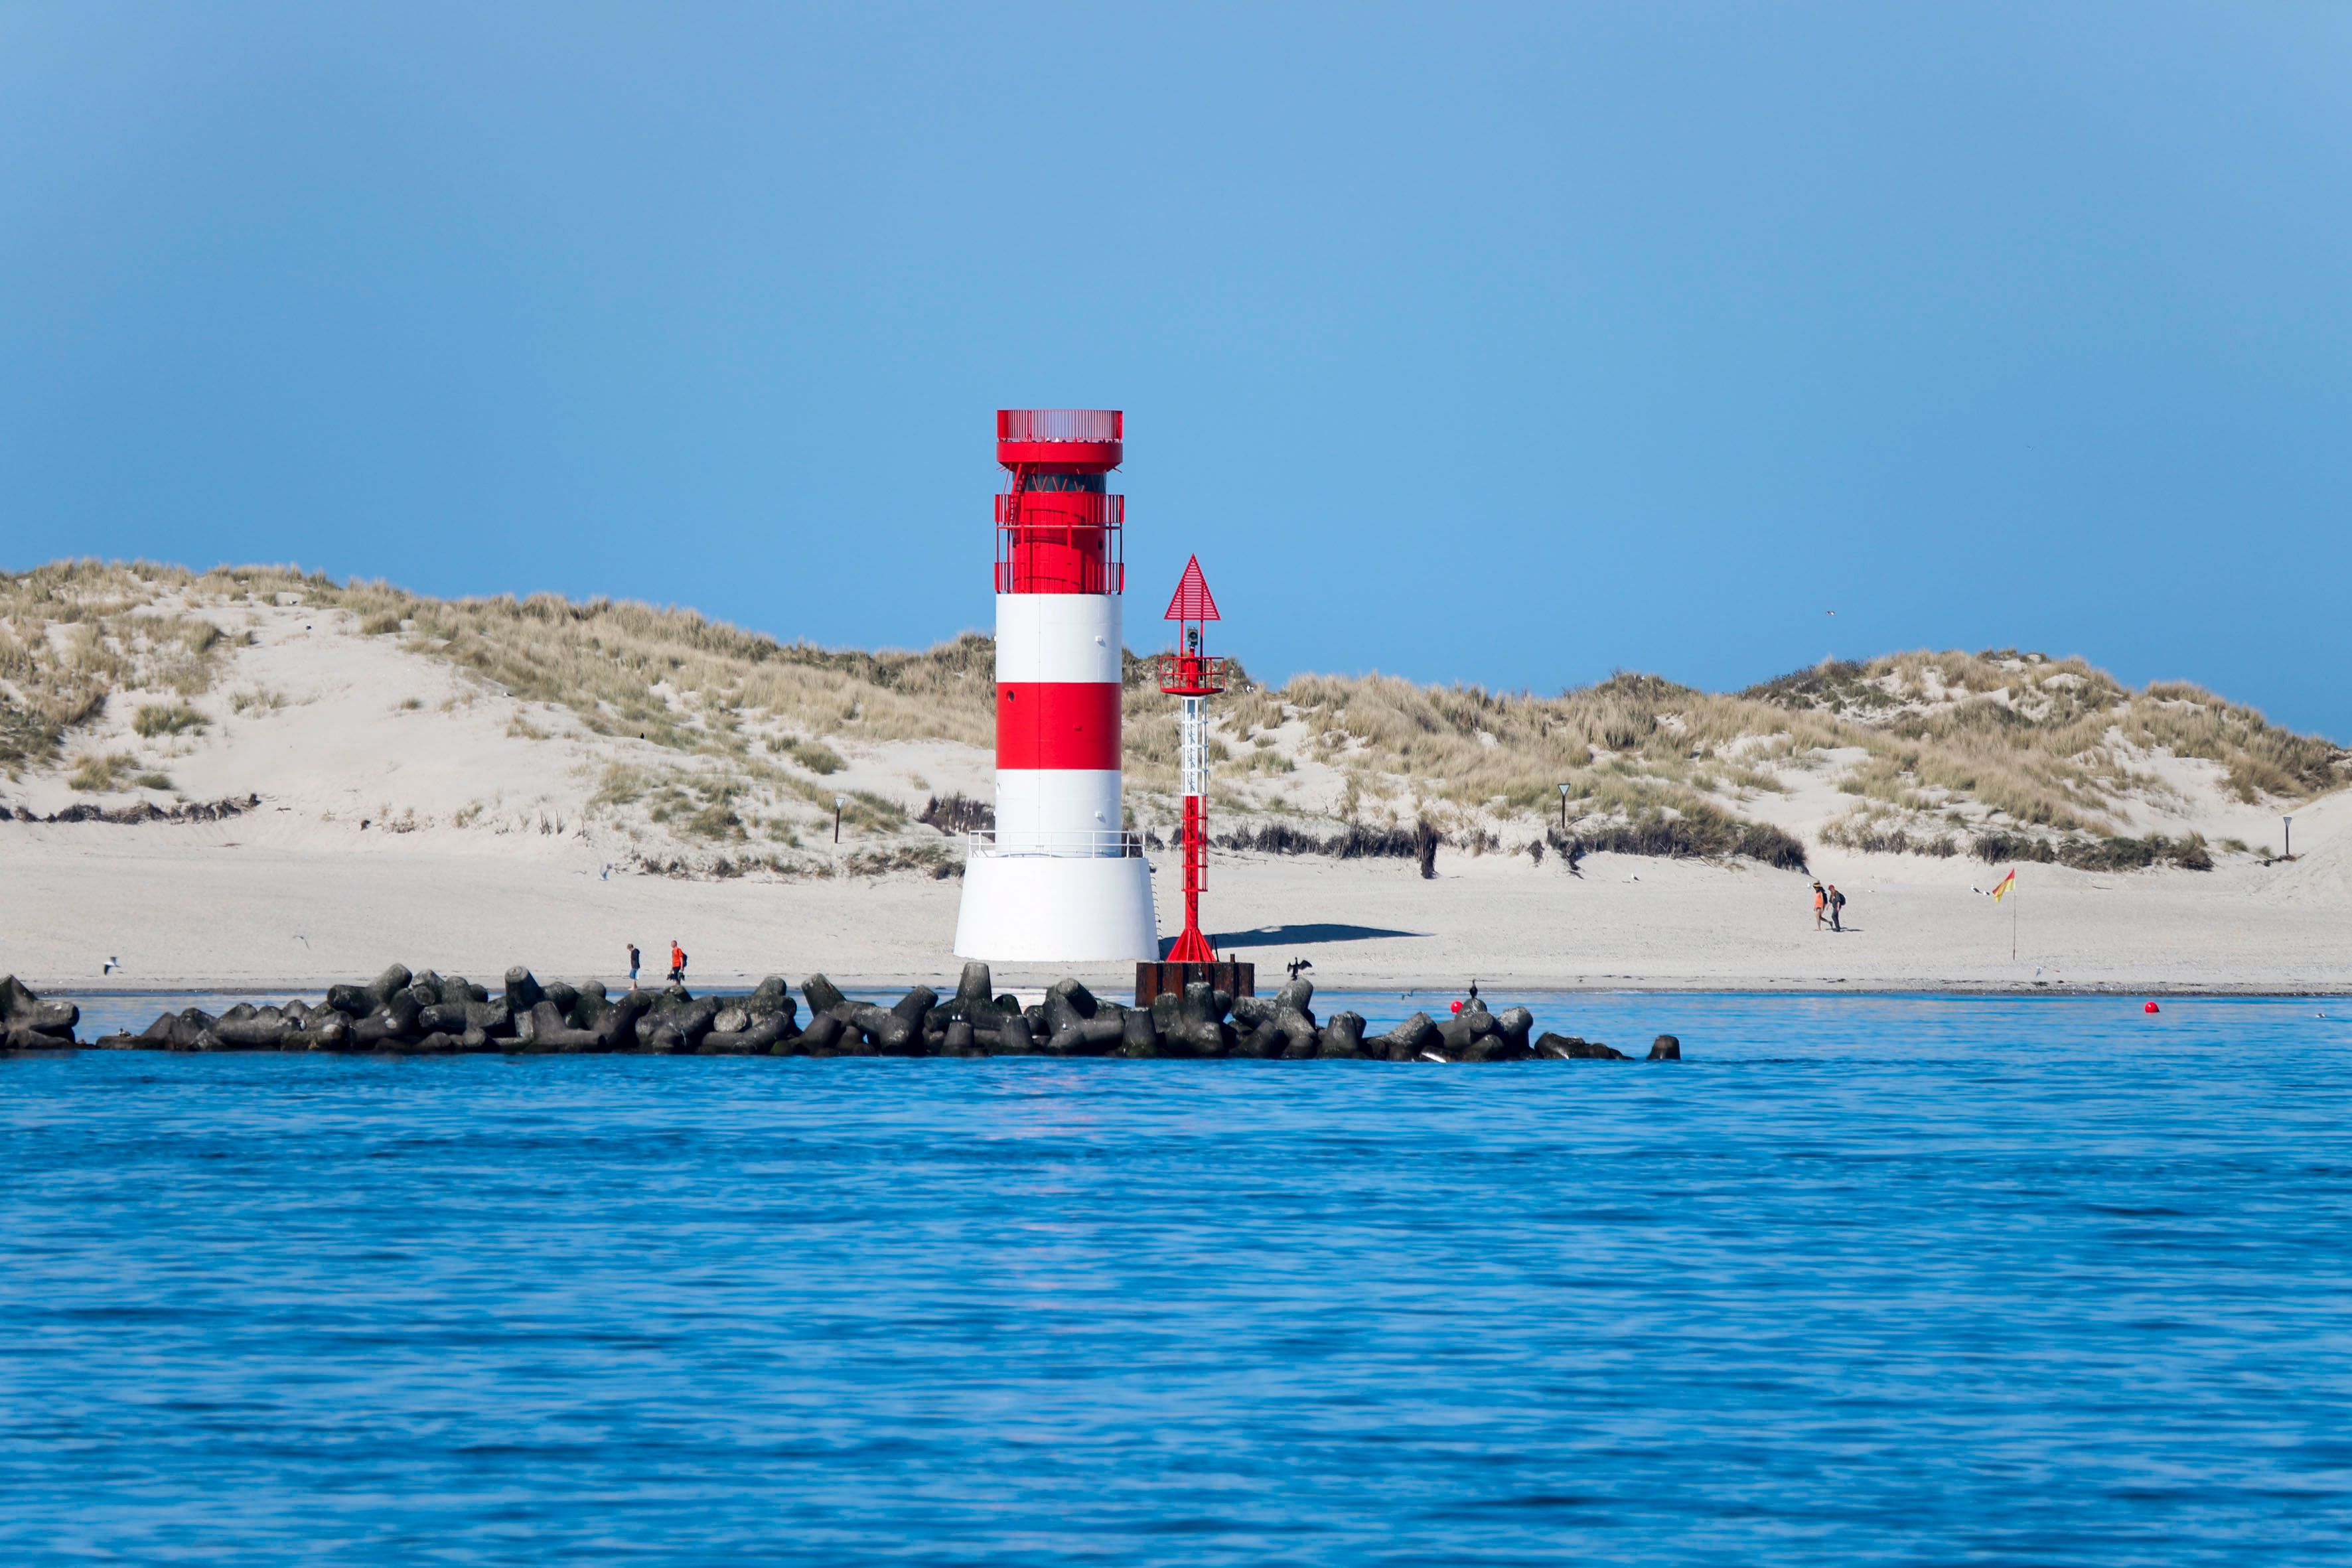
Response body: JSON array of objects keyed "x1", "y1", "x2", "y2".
[{"x1": 2012, "y1": 872, "x2": 2018, "y2": 962}]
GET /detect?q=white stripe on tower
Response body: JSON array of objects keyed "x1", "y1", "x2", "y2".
[{"x1": 995, "y1": 593, "x2": 1123, "y2": 853}]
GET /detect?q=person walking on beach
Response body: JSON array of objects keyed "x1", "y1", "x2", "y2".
[
  {"x1": 627, "y1": 943, "x2": 641, "y2": 992},
  {"x1": 1812, "y1": 881, "x2": 1828, "y2": 930},
  {"x1": 1828, "y1": 883, "x2": 1846, "y2": 932},
  {"x1": 668, "y1": 941, "x2": 687, "y2": 985}
]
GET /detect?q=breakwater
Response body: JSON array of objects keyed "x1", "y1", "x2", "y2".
[{"x1": 4, "y1": 965, "x2": 1680, "y2": 1062}]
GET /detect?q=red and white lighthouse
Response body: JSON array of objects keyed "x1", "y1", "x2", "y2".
[{"x1": 953, "y1": 409, "x2": 1159, "y2": 963}]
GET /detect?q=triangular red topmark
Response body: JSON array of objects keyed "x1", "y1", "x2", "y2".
[{"x1": 1163, "y1": 555, "x2": 1220, "y2": 621}]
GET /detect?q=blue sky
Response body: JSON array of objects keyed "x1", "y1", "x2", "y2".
[{"x1": 5, "y1": 4, "x2": 2349, "y2": 735}]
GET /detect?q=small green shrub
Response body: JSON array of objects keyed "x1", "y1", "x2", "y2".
[
  {"x1": 774, "y1": 737, "x2": 845, "y2": 774},
  {"x1": 68, "y1": 752, "x2": 141, "y2": 792},
  {"x1": 132, "y1": 703, "x2": 206, "y2": 738}
]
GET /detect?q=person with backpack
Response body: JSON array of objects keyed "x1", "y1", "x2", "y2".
[
  {"x1": 628, "y1": 942, "x2": 641, "y2": 992},
  {"x1": 1828, "y1": 884, "x2": 1847, "y2": 932},
  {"x1": 668, "y1": 941, "x2": 687, "y2": 985}
]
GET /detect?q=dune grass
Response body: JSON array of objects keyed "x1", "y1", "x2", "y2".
[
  {"x1": 132, "y1": 702, "x2": 207, "y2": 738},
  {"x1": 5, "y1": 561, "x2": 2342, "y2": 869}
]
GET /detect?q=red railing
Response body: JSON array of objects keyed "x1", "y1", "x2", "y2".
[
  {"x1": 1153, "y1": 652, "x2": 1230, "y2": 696},
  {"x1": 995, "y1": 491, "x2": 1124, "y2": 594},
  {"x1": 998, "y1": 409, "x2": 1122, "y2": 444}
]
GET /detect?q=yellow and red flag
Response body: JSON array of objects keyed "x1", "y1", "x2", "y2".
[{"x1": 1990, "y1": 869, "x2": 2016, "y2": 902}]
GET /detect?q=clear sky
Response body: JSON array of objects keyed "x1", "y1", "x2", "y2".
[{"x1": 5, "y1": 4, "x2": 2348, "y2": 735}]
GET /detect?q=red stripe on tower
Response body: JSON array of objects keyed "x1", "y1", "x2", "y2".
[{"x1": 995, "y1": 682, "x2": 1123, "y2": 771}]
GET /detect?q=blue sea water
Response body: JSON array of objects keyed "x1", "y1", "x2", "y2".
[{"x1": 6, "y1": 992, "x2": 2352, "y2": 1565}]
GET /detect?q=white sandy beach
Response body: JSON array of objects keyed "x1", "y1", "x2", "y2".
[
  {"x1": 5, "y1": 597, "x2": 2347, "y2": 997},
  {"x1": 8, "y1": 819, "x2": 2351, "y2": 996}
]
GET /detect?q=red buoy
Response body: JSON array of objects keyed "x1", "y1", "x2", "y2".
[{"x1": 2144, "y1": 1001, "x2": 2161, "y2": 1014}]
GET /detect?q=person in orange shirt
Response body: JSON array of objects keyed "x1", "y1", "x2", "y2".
[
  {"x1": 1811, "y1": 881, "x2": 1828, "y2": 930},
  {"x1": 667, "y1": 941, "x2": 687, "y2": 984}
]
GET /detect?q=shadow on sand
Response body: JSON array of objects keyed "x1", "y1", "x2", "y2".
[{"x1": 1204, "y1": 922, "x2": 1425, "y2": 950}]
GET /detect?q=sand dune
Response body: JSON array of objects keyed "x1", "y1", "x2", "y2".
[{"x1": 5, "y1": 577, "x2": 2347, "y2": 995}]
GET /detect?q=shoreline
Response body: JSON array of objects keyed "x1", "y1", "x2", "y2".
[{"x1": 38, "y1": 979, "x2": 2352, "y2": 999}]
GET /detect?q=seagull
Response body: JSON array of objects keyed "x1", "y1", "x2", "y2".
[{"x1": 102, "y1": 956, "x2": 118, "y2": 975}]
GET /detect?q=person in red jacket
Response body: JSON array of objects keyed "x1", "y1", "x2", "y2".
[{"x1": 667, "y1": 941, "x2": 687, "y2": 985}]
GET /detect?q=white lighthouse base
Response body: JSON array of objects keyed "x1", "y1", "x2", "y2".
[{"x1": 954, "y1": 854, "x2": 1159, "y2": 963}]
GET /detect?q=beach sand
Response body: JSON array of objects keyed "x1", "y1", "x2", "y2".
[
  {"x1": 8, "y1": 814, "x2": 2349, "y2": 996},
  {"x1": 6, "y1": 597, "x2": 2346, "y2": 997}
]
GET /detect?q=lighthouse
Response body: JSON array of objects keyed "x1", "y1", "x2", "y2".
[{"x1": 952, "y1": 409, "x2": 1159, "y2": 963}]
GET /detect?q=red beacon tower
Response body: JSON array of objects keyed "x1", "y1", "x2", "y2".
[
  {"x1": 1154, "y1": 556, "x2": 1228, "y2": 963},
  {"x1": 952, "y1": 410, "x2": 1159, "y2": 963}
]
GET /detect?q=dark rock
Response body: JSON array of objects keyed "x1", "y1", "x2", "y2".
[
  {"x1": 1463, "y1": 1034, "x2": 1533, "y2": 1063},
  {"x1": 1118, "y1": 1009, "x2": 1161, "y2": 1057},
  {"x1": 503, "y1": 967, "x2": 546, "y2": 1013},
  {"x1": 1274, "y1": 976, "x2": 1315, "y2": 1022},
  {"x1": 415, "y1": 1001, "x2": 475, "y2": 1036},
  {"x1": 0, "y1": 975, "x2": 79, "y2": 1040},
  {"x1": 569, "y1": 987, "x2": 611, "y2": 1031},
  {"x1": 364, "y1": 963, "x2": 413, "y2": 1007},
  {"x1": 941, "y1": 1019, "x2": 980, "y2": 1056},
  {"x1": 953, "y1": 962, "x2": 993, "y2": 1009},
  {"x1": 1049, "y1": 978, "x2": 1098, "y2": 1020},
  {"x1": 796, "y1": 1013, "x2": 849, "y2": 1056},
  {"x1": 847, "y1": 1002, "x2": 922, "y2": 1055},
  {"x1": 1535, "y1": 1032, "x2": 1628, "y2": 1060},
  {"x1": 802, "y1": 973, "x2": 848, "y2": 1015},
  {"x1": 545, "y1": 981, "x2": 580, "y2": 1019},
  {"x1": 1230, "y1": 994, "x2": 1272, "y2": 1031},
  {"x1": 891, "y1": 985, "x2": 938, "y2": 1026},
  {"x1": 1228, "y1": 1016, "x2": 1278, "y2": 1058},
  {"x1": 1318, "y1": 1011, "x2": 1368, "y2": 1058},
  {"x1": 1435, "y1": 1013, "x2": 1478, "y2": 1058},
  {"x1": 1648, "y1": 1034, "x2": 1682, "y2": 1061},
  {"x1": 998, "y1": 1015, "x2": 1037, "y2": 1054},
  {"x1": 214, "y1": 1014, "x2": 292, "y2": 1048},
  {"x1": 1042, "y1": 988, "x2": 1087, "y2": 1038},
  {"x1": 1049, "y1": 1015, "x2": 1126, "y2": 1056},
  {"x1": 746, "y1": 976, "x2": 793, "y2": 1018},
  {"x1": 701, "y1": 1011, "x2": 793, "y2": 1054},
  {"x1": 1496, "y1": 1006, "x2": 1534, "y2": 1052},
  {"x1": 1377, "y1": 1012, "x2": 1438, "y2": 1062},
  {"x1": 1274, "y1": 1008, "x2": 1319, "y2": 1058}
]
